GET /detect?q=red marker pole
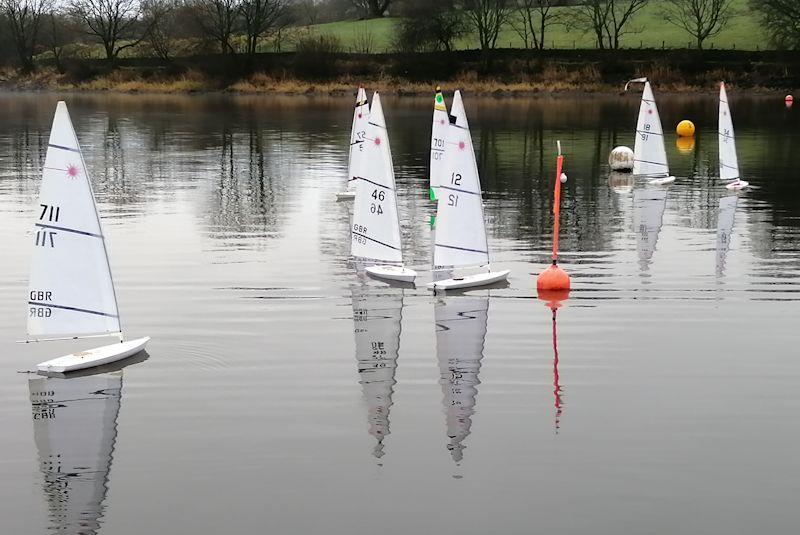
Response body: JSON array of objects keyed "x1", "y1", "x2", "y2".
[
  {"x1": 552, "y1": 146, "x2": 564, "y2": 263},
  {"x1": 537, "y1": 141, "x2": 571, "y2": 292}
]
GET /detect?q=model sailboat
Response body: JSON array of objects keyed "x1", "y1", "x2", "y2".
[
  {"x1": 429, "y1": 86, "x2": 449, "y2": 202},
  {"x1": 337, "y1": 87, "x2": 370, "y2": 201},
  {"x1": 427, "y1": 91, "x2": 510, "y2": 291},
  {"x1": 27, "y1": 102, "x2": 149, "y2": 373},
  {"x1": 719, "y1": 82, "x2": 749, "y2": 190},
  {"x1": 351, "y1": 93, "x2": 417, "y2": 283},
  {"x1": 626, "y1": 78, "x2": 675, "y2": 185}
]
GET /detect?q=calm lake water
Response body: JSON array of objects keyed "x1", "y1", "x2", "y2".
[{"x1": 1, "y1": 91, "x2": 799, "y2": 534}]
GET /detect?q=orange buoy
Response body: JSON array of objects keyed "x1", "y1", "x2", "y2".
[
  {"x1": 537, "y1": 265, "x2": 571, "y2": 291},
  {"x1": 676, "y1": 120, "x2": 695, "y2": 137},
  {"x1": 536, "y1": 141, "x2": 571, "y2": 291}
]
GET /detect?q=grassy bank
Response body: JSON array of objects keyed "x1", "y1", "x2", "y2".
[
  {"x1": 4, "y1": 48, "x2": 798, "y2": 96},
  {"x1": 299, "y1": 0, "x2": 762, "y2": 52}
]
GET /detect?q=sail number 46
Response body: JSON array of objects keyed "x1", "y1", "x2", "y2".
[{"x1": 371, "y1": 189, "x2": 384, "y2": 215}]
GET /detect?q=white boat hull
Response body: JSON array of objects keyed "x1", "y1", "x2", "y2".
[
  {"x1": 336, "y1": 191, "x2": 356, "y2": 201},
  {"x1": 647, "y1": 175, "x2": 676, "y2": 185},
  {"x1": 365, "y1": 265, "x2": 417, "y2": 283},
  {"x1": 726, "y1": 180, "x2": 749, "y2": 190},
  {"x1": 37, "y1": 337, "x2": 150, "y2": 374},
  {"x1": 427, "y1": 270, "x2": 510, "y2": 291}
]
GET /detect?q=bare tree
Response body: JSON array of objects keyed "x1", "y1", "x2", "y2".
[
  {"x1": 1, "y1": 0, "x2": 52, "y2": 71},
  {"x1": 397, "y1": 0, "x2": 466, "y2": 52},
  {"x1": 239, "y1": 0, "x2": 290, "y2": 60},
  {"x1": 749, "y1": 0, "x2": 800, "y2": 49},
  {"x1": 663, "y1": 0, "x2": 733, "y2": 49},
  {"x1": 351, "y1": 0, "x2": 390, "y2": 18},
  {"x1": 572, "y1": 0, "x2": 648, "y2": 50},
  {"x1": 192, "y1": 0, "x2": 241, "y2": 54},
  {"x1": 42, "y1": 9, "x2": 79, "y2": 72},
  {"x1": 141, "y1": 0, "x2": 181, "y2": 60},
  {"x1": 510, "y1": 0, "x2": 561, "y2": 50},
  {"x1": 463, "y1": 0, "x2": 511, "y2": 53},
  {"x1": 70, "y1": 0, "x2": 150, "y2": 61},
  {"x1": 297, "y1": 0, "x2": 321, "y2": 24}
]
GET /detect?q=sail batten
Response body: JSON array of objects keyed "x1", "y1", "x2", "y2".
[{"x1": 27, "y1": 101, "x2": 121, "y2": 338}]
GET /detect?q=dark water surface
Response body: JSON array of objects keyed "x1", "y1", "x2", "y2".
[{"x1": 1, "y1": 92, "x2": 799, "y2": 534}]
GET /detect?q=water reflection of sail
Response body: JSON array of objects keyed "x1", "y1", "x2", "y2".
[
  {"x1": 435, "y1": 296, "x2": 488, "y2": 463},
  {"x1": 29, "y1": 372, "x2": 122, "y2": 534},
  {"x1": 352, "y1": 287, "x2": 403, "y2": 459},
  {"x1": 632, "y1": 185, "x2": 667, "y2": 271},
  {"x1": 716, "y1": 195, "x2": 738, "y2": 276}
]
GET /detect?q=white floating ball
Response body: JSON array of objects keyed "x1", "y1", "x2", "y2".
[
  {"x1": 609, "y1": 146, "x2": 634, "y2": 172},
  {"x1": 560, "y1": 173, "x2": 568, "y2": 183}
]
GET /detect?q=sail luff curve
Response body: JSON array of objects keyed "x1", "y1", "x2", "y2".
[
  {"x1": 633, "y1": 81, "x2": 670, "y2": 177},
  {"x1": 718, "y1": 82, "x2": 740, "y2": 182},
  {"x1": 350, "y1": 92, "x2": 403, "y2": 264},
  {"x1": 433, "y1": 91, "x2": 490, "y2": 269},
  {"x1": 27, "y1": 101, "x2": 121, "y2": 338}
]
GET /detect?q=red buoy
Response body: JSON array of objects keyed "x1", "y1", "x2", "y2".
[
  {"x1": 537, "y1": 264, "x2": 571, "y2": 291},
  {"x1": 537, "y1": 142, "x2": 571, "y2": 291}
]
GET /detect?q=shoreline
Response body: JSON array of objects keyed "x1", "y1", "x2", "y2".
[{"x1": 0, "y1": 76, "x2": 791, "y2": 98}]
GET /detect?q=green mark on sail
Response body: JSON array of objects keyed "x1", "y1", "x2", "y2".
[
  {"x1": 429, "y1": 215, "x2": 436, "y2": 229},
  {"x1": 435, "y1": 94, "x2": 443, "y2": 104},
  {"x1": 429, "y1": 187, "x2": 437, "y2": 201}
]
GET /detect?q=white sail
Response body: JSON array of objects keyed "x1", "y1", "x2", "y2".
[
  {"x1": 352, "y1": 286, "x2": 403, "y2": 459},
  {"x1": 29, "y1": 372, "x2": 122, "y2": 534},
  {"x1": 351, "y1": 93, "x2": 403, "y2": 264},
  {"x1": 632, "y1": 185, "x2": 667, "y2": 271},
  {"x1": 633, "y1": 81, "x2": 670, "y2": 177},
  {"x1": 718, "y1": 83, "x2": 740, "y2": 182},
  {"x1": 27, "y1": 102, "x2": 120, "y2": 338},
  {"x1": 433, "y1": 91, "x2": 490, "y2": 269},
  {"x1": 429, "y1": 88, "x2": 449, "y2": 199},
  {"x1": 435, "y1": 296, "x2": 488, "y2": 463},
  {"x1": 347, "y1": 87, "x2": 370, "y2": 192},
  {"x1": 716, "y1": 195, "x2": 738, "y2": 275}
]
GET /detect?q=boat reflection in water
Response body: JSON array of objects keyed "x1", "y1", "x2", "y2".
[
  {"x1": 716, "y1": 195, "x2": 738, "y2": 276},
  {"x1": 435, "y1": 295, "x2": 488, "y2": 464},
  {"x1": 351, "y1": 284, "x2": 404, "y2": 461},
  {"x1": 28, "y1": 371, "x2": 124, "y2": 534},
  {"x1": 632, "y1": 184, "x2": 668, "y2": 274}
]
